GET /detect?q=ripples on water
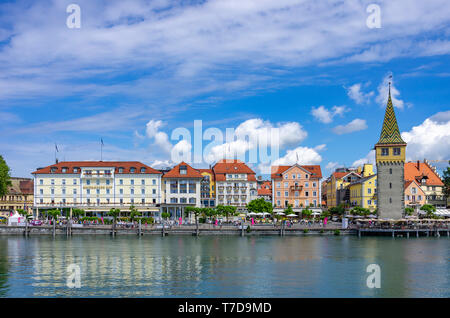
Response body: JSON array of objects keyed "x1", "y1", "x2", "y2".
[{"x1": 0, "y1": 236, "x2": 448, "y2": 297}]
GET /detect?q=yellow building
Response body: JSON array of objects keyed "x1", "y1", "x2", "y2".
[
  {"x1": 198, "y1": 169, "x2": 216, "y2": 207},
  {"x1": 0, "y1": 177, "x2": 34, "y2": 218},
  {"x1": 325, "y1": 168, "x2": 362, "y2": 208},
  {"x1": 348, "y1": 174, "x2": 377, "y2": 210}
]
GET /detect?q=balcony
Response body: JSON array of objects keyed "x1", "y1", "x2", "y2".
[{"x1": 290, "y1": 185, "x2": 303, "y2": 191}]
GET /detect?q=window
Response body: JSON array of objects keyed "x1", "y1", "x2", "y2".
[
  {"x1": 305, "y1": 182, "x2": 309, "y2": 188},
  {"x1": 368, "y1": 188, "x2": 371, "y2": 194},
  {"x1": 73, "y1": 179, "x2": 77, "y2": 185},
  {"x1": 96, "y1": 179, "x2": 100, "y2": 185},
  {"x1": 62, "y1": 167, "x2": 67, "y2": 173},
  {"x1": 73, "y1": 189, "x2": 77, "y2": 195},
  {"x1": 368, "y1": 200, "x2": 371, "y2": 205},
  {"x1": 284, "y1": 182, "x2": 288, "y2": 188},
  {"x1": 73, "y1": 168, "x2": 78, "y2": 173},
  {"x1": 284, "y1": 191, "x2": 288, "y2": 197},
  {"x1": 141, "y1": 179, "x2": 145, "y2": 185},
  {"x1": 118, "y1": 167, "x2": 124, "y2": 173},
  {"x1": 152, "y1": 179, "x2": 156, "y2": 185},
  {"x1": 51, "y1": 189, "x2": 55, "y2": 195},
  {"x1": 96, "y1": 189, "x2": 100, "y2": 195},
  {"x1": 141, "y1": 189, "x2": 145, "y2": 195},
  {"x1": 140, "y1": 167, "x2": 146, "y2": 173},
  {"x1": 51, "y1": 179, "x2": 55, "y2": 185},
  {"x1": 170, "y1": 198, "x2": 178, "y2": 203},
  {"x1": 130, "y1": 167, "x2": 136, "y2": 173},
  {"x1": 40, "y1": 179, "x2": 43, "y2": 185},
  {"x1": 313, "y1": 191, "x2": 317, "y2": 197},
  {"x1": 389, "y1": 182, "x2": 392, "y2": 189},
  {"x1": 284, "y1": 174, "x2": 288, "y2": 179},
  {"x1": 40, "y1": 189, "x2": 43, "y2": 195},
  {"x1": 62, "y1": 179, "x2": 66, "y2": 185},
  {"x1": 295, "y1": 191, "x2": 299, "y2": 197},
  {"x1": 418, "y1": 195, "x2": 422, "y2": 200},
  {"x1": 62, "y1": 189, "x2": 66, "y2": 195},
  {"x1": 277, "y1": 200, "x2": 280, "y2": 206},
  {"x1": 297, "y1": 174, "x2": 301, "y2": 179},
  {"x1": 381, "y1": 148, "x2": 389, "y2": 156},
  {"x1": 86, "y1": 180, "x2": 90, "y2": 185},
  {"x1": 119, "y1": 189, "x2": 123, "y2": 195},
  {"x1": 305, "y1": 174, "x2": 309, "y2": 179},
  {"x1": 131, "y1": 189, "x2": 134, "y2": 195},
  {"x1": 313, "y1": 182, "x2": 316, "y2": 188},
  {"x1": 152, "y1": 189, "x2": 156, "y2": 194},
  {"x1": 277, "y1": 192, "x2": 281, "y2": 197},
  {"x1": 189, "y1": 198, "x2": 196, "y2": 204},
  {"x1": 276, "y1": 182, "x2": 281, "y2": 188},
  {"x1": 141, "y1": 198, "x2": 145, "y2": 204},
  {"x1": 292, "y1": 174, "x2": 296, "y2": 179},
  {"x1": 389, "y1": 197, "x2": 392, "y2": 203},
  {"x1": 389, "y1": 168, "x2": 392, "y2": 174},
  {"x1": 131, "y1": 179, "x2": 134, "y2": 185},
  {"x1": 106, "y1": 189, "x2": 110, "y2": 195},
  {"x1": 86, "y1": 189, "x2": 90, "y2": 195},
  {"x1": 305, "y1": 191, "x2": 309, "y2": 196},
  {"x1": 119, "y1": 179, "x2": 123, "y2": 185},
  {"x1": 106, "y1": 179, "x2": 110, "y2": 185},
  {"x1": 393, "y1": 148, "x2": 401, "y2": 156},
  {"x1": 180, "y1": 165, "x2": 187, "y2": 175}
]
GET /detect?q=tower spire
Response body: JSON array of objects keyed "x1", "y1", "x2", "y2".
[{"x1": 376, "y1": 82, "x2": 405, "y2": 145}]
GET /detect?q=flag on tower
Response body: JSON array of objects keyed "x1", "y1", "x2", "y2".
[
  {"x1": 55, "y1": 143, "x2": 59, "y2": 152},
  {"x1": 101, "y1": 138, "x2": 104, "y2": 146}
]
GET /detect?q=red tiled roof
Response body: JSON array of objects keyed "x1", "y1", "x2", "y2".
[
  {"x1": 32, "y1": 161, "x2": 162, "y2": 175},
  {"x1": 258, "y1": 188, "x2": 272, "y2": 196},
  {"x1": 405, "y1": 162, "x2": 444, "y2": 186},
  {"x1": 163, "y1": 162, "x2": 203, "y2": 178},
  {"x1": 271, "y1": 164, "x2": 322, "y2": 179},
  {"x1": 197, "y1": 168, "x2": 213, "y2": 174},
  {"x1": 213, "y1": 159, "x2": 256, "y2": 174}
]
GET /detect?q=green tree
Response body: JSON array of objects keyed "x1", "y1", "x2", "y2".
[
  {"x1": 129, "y1": 205, "x2": 141, "y2": 222},
  {"x1": 17, "y1": 208, "x2": 32, "y2": 221},
  {"x1": 216, "y1": 205, "x2": 238, "y2": 222},
  {"x1": 108, "y1": 208, "x2": 120, "y2": 236},
  {"x1": 350, "y1": 206, "x2": 371, "y2": 216},
  {"x1": 420, "y1": 204, "x2": 436, "y2": 217},
  {"x1": 443, "y1": 160, "x2": 450, "y2": 198},
  {"x1": 47, "y1": 209, "x2": 61, "y2": 222},
  {"x1": 72, "y1": 208, "x2": 85, "y2": 219},
  {"x1": 0, "y1": 155, "x2": 11, "y2": 197},
  {"x1": 301, "y1": 208, "x2": 313, "y2": 219},
  {"x1": 247, "y1": 198, "x2": 273, "y2": 214},
  {"x1": 328, "y1": 204, "x2": 345, "y2": 216},
  {"x1": 404, "y1": 207, "x2": 414, "y2": 216},
  {"x1": 185, "y1": 207, "x2": 203, "y2": 236},
  {"x1": 284, "y1": 204, "x2": 294, "y2": 215}
]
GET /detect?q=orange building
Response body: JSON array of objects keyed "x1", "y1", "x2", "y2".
[
  {"x1": 404, "y1": 180, "x2": 426, "y2": 209},
  {"x1": 404, "y1": 160, "x2": 445, "y2": 207},
  {"x1": 257, "y1": 180, "x2": 272, "y2": 202},
  {"x1": 271, "y1": 164, "x2": 322, "y2": 209}
]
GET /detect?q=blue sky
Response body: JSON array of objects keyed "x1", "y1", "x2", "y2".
[{"x1": 0, "y1": 0, "x2": 449, "y2": 178}]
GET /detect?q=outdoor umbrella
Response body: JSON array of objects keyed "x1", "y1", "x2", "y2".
[
  {"x1": 287, "y1": 214, "x2": 297, "y2": 217},
  {"x1": 276, "y1": 212, "x2": 285, "y2": 216},
  {"x1": 248, "y1": 212, "x2": 257, "y2": 216}
]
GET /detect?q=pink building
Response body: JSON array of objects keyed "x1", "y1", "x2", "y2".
[{"x1": 271, "y1": 164, "x2": 322, "y2": 209}]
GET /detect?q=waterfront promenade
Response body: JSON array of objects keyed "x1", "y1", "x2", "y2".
[{"x1": 1, "y1": 221, "x2": 449, "y2": 237}]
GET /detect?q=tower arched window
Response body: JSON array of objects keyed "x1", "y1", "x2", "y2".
[
  {"x1": 389, "y1": 182, "x2": 392, "y2": 189},
  {"x1": 389, "y1": 168, "x2": 392, "y2": 174}
]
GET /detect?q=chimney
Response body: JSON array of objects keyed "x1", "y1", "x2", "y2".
[{"x1": 416, "y1": 160, "x2": 420, "y2": 170}]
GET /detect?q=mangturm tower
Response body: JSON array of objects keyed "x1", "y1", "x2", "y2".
[{"x1": 375, "y1": 83, "x2": 407, "y2": 219}]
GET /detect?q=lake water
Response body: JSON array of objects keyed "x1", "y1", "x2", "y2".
[{"x1": 0, "y1": 235, "x2": 448, "y2": 297}]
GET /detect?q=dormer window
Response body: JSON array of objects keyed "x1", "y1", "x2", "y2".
[
  {"x1": 73, "y1": 167, "x2": 79, "y2": 173},
  {"x1": 118, "y1": 167, "x2": 124, "y2": 173},
  {"x1": 50, "y1": 167, "x2": 57, "y2": 173},
  {"x1": 180, "y1": 165, "x2": 187, "y2": 175},
  {"x1": 140, "y1": 167, "x2": 146, "y2": 173},
  {"x1": 393, "y1": 148, "x2": 401, "y2": 156},
  {"x1": 130, "y1": 167, "x2": 136, "y2": 173},
  {"x1": 381, "y1": 148, "x2": 389, "y2": 156},
  {"x1": 62, "y1": 167, "x2": 68, "y2": 173}
]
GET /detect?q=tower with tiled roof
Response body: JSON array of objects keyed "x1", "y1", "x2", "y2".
[{"x1": 375, "y1": 83, "x2": 407, "y2": 219}]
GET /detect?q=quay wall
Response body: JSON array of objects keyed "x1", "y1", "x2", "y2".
[{"x1": 0, "y1": 225, "x2": 355, "y2": 236}]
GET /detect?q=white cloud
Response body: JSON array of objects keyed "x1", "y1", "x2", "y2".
[
  {"x1": 258, "y1": 145, "x2": 324, "y2": 174},
  {"x1": 311, "y1": 105, "x2": 348, "y2": 123},
  {"x1": 376, "y1": 73, "x2": 405, "y2": 109},
  {"x1": 346, "y1": 83, "x2": 374, "y2": 104},
  {"x1": 352, "y1": 150, "x2": 375, "y2": 168},
  {"x1": 145, "y1": 119, "x2": 172, "y2": 154},
  {"x1": 402, "y1": 111, "x2": 450, "y2": 162},
  {"x1": 325, "y1": 161, "x2": 339, "y2": 171},
  {"x1": 332, "y1": 119, "x2": 368, "y2": 135},
  {"x1": 1, "y1": 0, "x2": 450, "y2": 102},
  {"x1": 204, "y1": 118, "x2": 307, "y2": 163}
]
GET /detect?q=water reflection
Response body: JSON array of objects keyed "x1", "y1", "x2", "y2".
[{"x1": 0, "y1": 236, "x2": 448, "y2": 297}]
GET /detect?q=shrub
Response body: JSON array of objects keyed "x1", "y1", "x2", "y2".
[
  {"x1": 319, "y1": 229, "x2": 324, "y2": 234},
  {"x1": 303, "y1": 229, "x2": 309, "y2": 233},
  {"x1": 334, "y1": 229, "x2": 340, "y2": 236},
  {"x1": 246, "y1": 225, "x2": 251, "y2": 233}
]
